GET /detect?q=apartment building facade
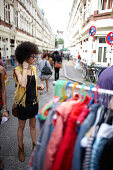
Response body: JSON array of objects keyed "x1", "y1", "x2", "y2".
[
  {"x1": 0, "y1": 0, "x2": 55, "y2": 59},
  {"x1": 65, "y1": 0, "x2": 113, "y2": 66}
]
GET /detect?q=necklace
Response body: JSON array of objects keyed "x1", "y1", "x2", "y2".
[{"x1": 27, "y1": 65, "x2": 31, "y2": 70}]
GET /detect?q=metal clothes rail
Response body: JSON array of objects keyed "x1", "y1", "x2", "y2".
[{"x1": 53, "y1": 81, "x2": 113, "y2": 96}]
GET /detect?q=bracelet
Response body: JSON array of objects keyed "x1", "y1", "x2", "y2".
[
  {"x1": 23, "y1": 66, "x2": 28, "y2": 69},
  {"x1": 3, "y1": 109, "x2": 8, "y2": 112}
]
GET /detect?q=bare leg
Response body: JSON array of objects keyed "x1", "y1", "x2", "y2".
[
  {"x1": 40, "y1": 79, "x2": 44, "y2": 86},
  {"x1": 46, "y1": 79, "x2": 49, "y2": 91},
  {"x1": 29, "y1": 117, "x2": 37, "y2": 144},
  {"x1": 17, "y1": 119, "x2": 26, "y2": 147}
]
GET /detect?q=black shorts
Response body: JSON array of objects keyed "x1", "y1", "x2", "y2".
[{"x1": 17, "y1": 103, "x2": 38, "y2": 120}]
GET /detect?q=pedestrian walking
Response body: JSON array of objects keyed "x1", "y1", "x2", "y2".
[
  {"x1": 47, "y1": 53, "x2": 54, "y2": 69},
  {"x1": 74, "y1": 54, "x2": 81, "y2": 69},
  {"x1": 53, "y1": 52, "x2": 62, "y2": 81},
  {"x1": 0, "y1": 65, "x2": 9, "y2": 169},
  {"x1": 13, "y1": 41, "x2": 44, "y2": 162},
  {"x1": 39, "y1": 53, "x2": 52, "y2": 94}
]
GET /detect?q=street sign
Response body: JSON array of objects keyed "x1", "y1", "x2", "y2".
[
  {"x1": 89, "y1": 26, "x2": 96, "y2": 36},
  {"x1": 106, "y1": 32, "x2": 113, "y2": 45}
]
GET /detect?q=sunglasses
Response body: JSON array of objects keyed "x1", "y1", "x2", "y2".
[{"x1": 30, "y1": 55, "x2": 36, "y2": 59}]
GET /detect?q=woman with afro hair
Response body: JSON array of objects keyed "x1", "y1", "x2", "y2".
[{"x1": 13, "y1": 41, "x2": 44, "y2": 162}]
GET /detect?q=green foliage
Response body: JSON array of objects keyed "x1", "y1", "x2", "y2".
[
  {"x1": 55, "y1": 38, "x2": 64, "y2": 47},
  {"x1": 42, "y1": 49, "x2": 45, "y2": 53},
  {"x1": 57, "y1": 38, "x2": 64, "y2": 45}
]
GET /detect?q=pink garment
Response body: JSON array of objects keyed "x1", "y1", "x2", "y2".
[{"x1": 44, "y1": 98, "x2": 81, "y2": 170}]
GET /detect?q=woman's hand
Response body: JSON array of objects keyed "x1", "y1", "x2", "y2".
[
  {"x1": 37, "y1": 85, "x2": 45, "y2": 91},
  {"x1": 23, "y1": 61, "x2": 29, "y2": 69}
]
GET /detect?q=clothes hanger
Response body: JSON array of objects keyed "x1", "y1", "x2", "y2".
[
  {"x1": 39, "y1": 96, "x2": 60, "y2": 121},
  {"x1": 80, "y1": 83, "x2": 87, "y2": 102},
  {"x1": 55, "y1": 80, "x2": 67, "y2": 101},
  {"x1": 88, "y1": 85, "x2": 94, "y2": 106},
  {"x1": 71, "y1": 82, "x2": 79, "y2": 98},
  {"x1": 65, "y1": 81, "x2": 72, "y2": 100},
  {"x1": 39, "y1": 80, "x2": 67, "y2": 121},
  {"x1": 60, "y1": 81, "x2": 68, "y2": 102}
]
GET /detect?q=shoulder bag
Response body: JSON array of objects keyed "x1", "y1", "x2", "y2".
[
  {"x1": 54, "y1": 62, "x2": 62, "y2": 68},
  {"x1": 12, "y1": 69, "x2": 32, "y2": 117},
  {"x1": 41, "y1": 60, "x2": 52, "y2": 75}
]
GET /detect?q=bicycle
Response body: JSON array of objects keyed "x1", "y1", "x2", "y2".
[
  {"x1": 81, "y1": 62, "x2": 107, "y2": 83},
  {"x1": 81, "y1": 62, "x2": 87, "y2": 79},
  {"x1": 81, "y1": 65, "x2": 96, "y2": 83},
  {"x1": 87, "y1": 66, "x2": 97, "y2": 83}
]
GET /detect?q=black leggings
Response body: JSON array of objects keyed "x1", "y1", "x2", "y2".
[{"x1": 55, "y1": 68, "x2": 60, "y2": 81}]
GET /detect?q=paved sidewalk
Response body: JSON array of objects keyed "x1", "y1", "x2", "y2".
[{"x1": 63, "y1": 60, "x2": 96, "y2": 87}]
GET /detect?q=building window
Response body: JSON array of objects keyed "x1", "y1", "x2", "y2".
[
  {"x1": 100, "y1": 0, "x2": 113, "y2": 10},
  {"x1": 14, "y1": 11, "x2": 18, "y2": 27},
  {"x1": 2, "y1": 38, "x2": 7, "y2": 58},
  {"x1": 99, "y1": 38, "x2": 106, "y2": 43},
  {"x1": 103, "y1": 47, "x2": 107, "y2": 62},
  {"x1": 4, "y1": 2, "x2": 9, "y2": 23},
  {"x1": 98, "y1": 47, "x2": 107, "y2": 63}
]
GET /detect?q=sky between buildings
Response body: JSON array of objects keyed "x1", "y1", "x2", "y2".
[{"x1": 37, "y1": 0, "x2": 73, "y2": 35}]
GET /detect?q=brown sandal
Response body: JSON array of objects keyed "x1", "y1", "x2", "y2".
[{"x1": 18, "y1": 144, "x2": 25, "y2": 162}]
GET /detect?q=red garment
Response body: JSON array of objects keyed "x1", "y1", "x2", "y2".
[
  {"x1": 77, "y1": 106, "x2": 89, "y2": 125},
  {"x1": 52, "y1": 96, "x2": 91, "y2": 170}
]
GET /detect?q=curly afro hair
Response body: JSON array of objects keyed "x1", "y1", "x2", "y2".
[{"x1": 15, "y1": 41, "x2": 39, "y2": 64}]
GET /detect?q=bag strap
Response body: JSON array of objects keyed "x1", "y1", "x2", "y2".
[
  {"x1": 18, "y1": 68, "x2": 32, "y2": 105},
  {"x1": 45, "y1": 60, "x2": 47, "y2": 66}
]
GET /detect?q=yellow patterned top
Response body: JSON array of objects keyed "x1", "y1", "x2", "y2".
[{"x1": 13, "y1": 65, "x2": 39, "y2": 107}]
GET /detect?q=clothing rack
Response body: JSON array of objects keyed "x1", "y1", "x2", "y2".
[{"x1": 53, "y1": 81, "x2": 113, "y2": 96}]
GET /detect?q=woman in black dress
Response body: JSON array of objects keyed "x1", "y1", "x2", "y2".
[{"x1": 13, "y1": 42, "x2": 44, "y2": 162}]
